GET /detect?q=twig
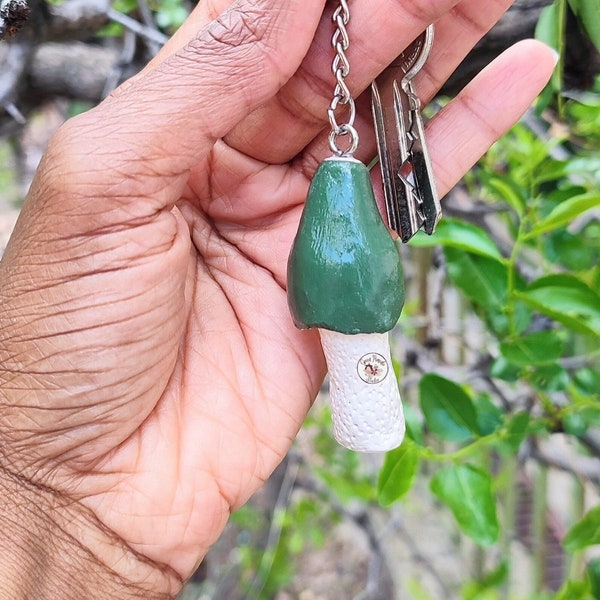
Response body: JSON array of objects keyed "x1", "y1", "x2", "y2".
[
  {"x1": 350, "y1": 510, "x2": 397, "y2": 600},
  {"x1": 135, "y1": 0, "x2": 162, "y2": 56},
  {"x1": 3, "y1": 101, "x2": 25, "y2": 123},
  {"x1": 0, "y1": 38, "x2": 33, "y2": 123},
  {"x1": 579, "y1": 431, "x2": 600, "y2": 459},
  {"x1": 102, "y1": 28, "x2": 136, "y2": 97},
  {"x1": 47, "y1": 0, "x2": 110, "y2": 41},
  {"x1": 522, "y1": 108, "x2": 571, "y2": 162},
  {"x1": 428, "y1": 246, "x2": 446, "y2": 352},
  {"x1": 292, "y1": 453, "x2": 396, "y2": 600},
  {"x1": 476, "y1": 372, "x2": 515, "y2": 412},
  {"x1": 531, "y1": 438, "x2": 600, "y2": 485},
  {"x1": 244, "y1": 455, "x2": 300, "y2": 600},
  {"x1": 558, "y1": 350, "x2": 600, "y2": 370},
  {"x1": 380, "y1": 514, "x2": 455, "y2": 598},
  {"x1": 106, "y1": 7, "x2": 167, "y2": 46}
]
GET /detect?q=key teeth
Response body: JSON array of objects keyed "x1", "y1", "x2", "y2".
[{"x1": 397, "y1": 169, "x2": 425, "y2": 231}]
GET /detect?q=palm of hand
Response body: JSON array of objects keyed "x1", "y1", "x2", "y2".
[
  {"x1": 0, "y1": 135, "x2": 324, "y2": 579},
  {"x1": 82, "y1": 147, "x2": 326, "y2": 577}
]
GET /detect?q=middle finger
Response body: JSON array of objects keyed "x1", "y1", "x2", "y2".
[{"x1": 223, "y1": 0, "x2": 514, "y2": 164}]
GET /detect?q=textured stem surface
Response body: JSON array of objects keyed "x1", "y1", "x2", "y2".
[{"x1": 319, "y1": 329, "x2": 405, "y2": 452}]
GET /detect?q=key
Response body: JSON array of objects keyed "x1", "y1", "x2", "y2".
[
  {"x1": 372, "y1": 75, "x2": 423, "y2": 240},
  {"x1": 400, "y1": 76, "x2": 442, "y2": 236},
  {"x1": 371, "y1": 25, "x2": 441, "y2": 242}
]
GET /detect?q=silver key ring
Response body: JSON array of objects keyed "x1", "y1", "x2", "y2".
[{"x1": 402, "y1": 24, "x2": 435, "y2": 83}]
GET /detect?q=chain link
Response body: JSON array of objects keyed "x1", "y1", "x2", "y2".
[{"x1": 327, "y1": 0, "x2": 358, "y2": 156}]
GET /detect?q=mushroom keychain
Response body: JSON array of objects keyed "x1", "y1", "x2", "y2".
[{"x1": 288, "y1": 3, "x2": 441, "y2": 452}]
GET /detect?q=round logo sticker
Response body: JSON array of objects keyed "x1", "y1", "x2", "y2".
[{"x1": 357, "y1": 353, "x2": 389, "y2": 384}]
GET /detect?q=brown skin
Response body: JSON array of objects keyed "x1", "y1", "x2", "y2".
[{"x1": 0, "y1": 0, "x2": 556, "y2": 597}]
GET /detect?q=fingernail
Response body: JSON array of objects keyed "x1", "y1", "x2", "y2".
[{"x1": 548, "y1": 46, "x2": 560, "y2": 66}]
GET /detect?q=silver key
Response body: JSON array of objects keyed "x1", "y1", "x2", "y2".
[{"x1": 371, "y1": 25, "x2": 442, "y2": 242}]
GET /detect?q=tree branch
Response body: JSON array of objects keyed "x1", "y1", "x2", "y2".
[
  {"x1": 531, "y1": 438, "x2": 600, "y2": 485},
  {"x1": 28, "y1": 42, "x2": 122, "y2": 101},
  {"x1": 0, "y1": 38, "x2": 32, "y2": 115},
  {"x1": 46, "y1": 0, "x2": 109, "y2": 41},
  {"x1": 106, "y1": 7, "x2": 167, "y2": 46}
]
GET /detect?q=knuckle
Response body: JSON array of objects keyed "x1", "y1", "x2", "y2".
[{"x1": 203, "y1": 4, "x2": 272, "y2": 52}]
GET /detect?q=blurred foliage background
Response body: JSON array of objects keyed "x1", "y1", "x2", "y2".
[{"x1": 1, "y1": 0, "x2": 600, "y2": 598}]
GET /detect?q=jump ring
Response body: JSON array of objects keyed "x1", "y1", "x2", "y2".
[{"x1": 328, "y1": 124, "x2": 359, "y2": 157}]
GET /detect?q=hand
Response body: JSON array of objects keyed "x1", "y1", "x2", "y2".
[{"x1": 0, "y1": 0, "x2": 556, "y2": 596}]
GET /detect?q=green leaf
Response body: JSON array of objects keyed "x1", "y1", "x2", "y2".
[
  {"x1": 574, "y1": 368, "x2": 600, "y2": 396},
  {"x1": 564, "y1": 504, "x2": 600, "y2": 552},
  {"x1": 419, "y1": 374, "x2": 480, "y2": 442},
  {"x1": 563, "y1": 412, "x2": 590, "y2": 436},
  {"x1": 536, "y1": 0, "x2": 562, "y2": 49},
  {"x1": 481, "y1": 173, "x2": 526, "y2": 217},
  {"x1": 515, "y1": 274, "x2": 600, "y2": 336},
  {"x1": 565, "y1": 156, "x2": 600, "y2": 184},
  {"x1": 535, "y1": 1, "x2": 563, "y2": 92},
  {"x1": 445, "y1": 248, "x2": 508, "y2": 309},
  {"x1": 555, "y1": 578, "x2": 591, "y2": 600},
  {"x1": 530, "y1": 363, "x2": 570, "y2": 392},
  {"x1": 377, "y1": 440, "x2": 419, "y2": 506},
  {"x1": 569, "y1": 0, "x2": 600, "y2": 53},
  {"x1": 475, "y1": 395, "x2": 504, "y2": 436},
  {"x1": 534, "y1": 158, "x2": 569, "y2": 186},
  {"x1": 156, "y1": 5, "x2": 189, "y2": 29},
  {"x1": 316, "y1": 468, "x2": 376, "y2": 504},
  {"x1": 529, "y1": 191, "x2": 600, "y2": 236},
  {"x1": 430, "y1": 465, "x2": 499, "y2": 546},
  {"x1": 587, "y1": 556, "x2": 600, "y2": 599},
  {"x1": 490, "y1": 356, "x2": 521, "y2": 382},
  {"x1": 500, "y1": 331, "x2": 564, "y2": 366},
  {"x1": 406, "y1": 578, "x2": 435, "y2": 600},
  {"x1": 411, "y1": 218, "x2": 503, "y2": 260},
  {"x1": 498, "y1": 412, "x2": 531, "y2": 455},
  {"x1": 404, "y1": 403, "x2": 424, "y2": 446},
  {"x1": 462, "y1": 561, "x2": 509, "y2": 599},
  {"x1": 544, "y1": 228, "x2": 598, "y2": 271}
]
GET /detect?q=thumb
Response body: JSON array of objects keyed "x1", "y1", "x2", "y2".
[{"x1": 46, "y1": 0, "x2": 326, "y2": 214}]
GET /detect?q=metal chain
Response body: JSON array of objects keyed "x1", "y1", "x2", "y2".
[{"x1": 327, "y1": 0, "x2": 359, "y2": 156}]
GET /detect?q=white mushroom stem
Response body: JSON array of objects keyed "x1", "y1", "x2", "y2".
[{"x1": 319, "y1": 329, "x2": 405, "y2": 453}]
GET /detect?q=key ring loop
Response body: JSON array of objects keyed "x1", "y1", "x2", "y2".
[
  {"x1": 402, "y1": 24, "x2": 434, "y2": 83},
  {"x1": 329, "y1": 123, "x2": 359, "y2": 157}
]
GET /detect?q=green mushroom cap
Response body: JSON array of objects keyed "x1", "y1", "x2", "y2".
[{"x1": 287, "y1": 157, "x2": 405, "y2": 334}]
